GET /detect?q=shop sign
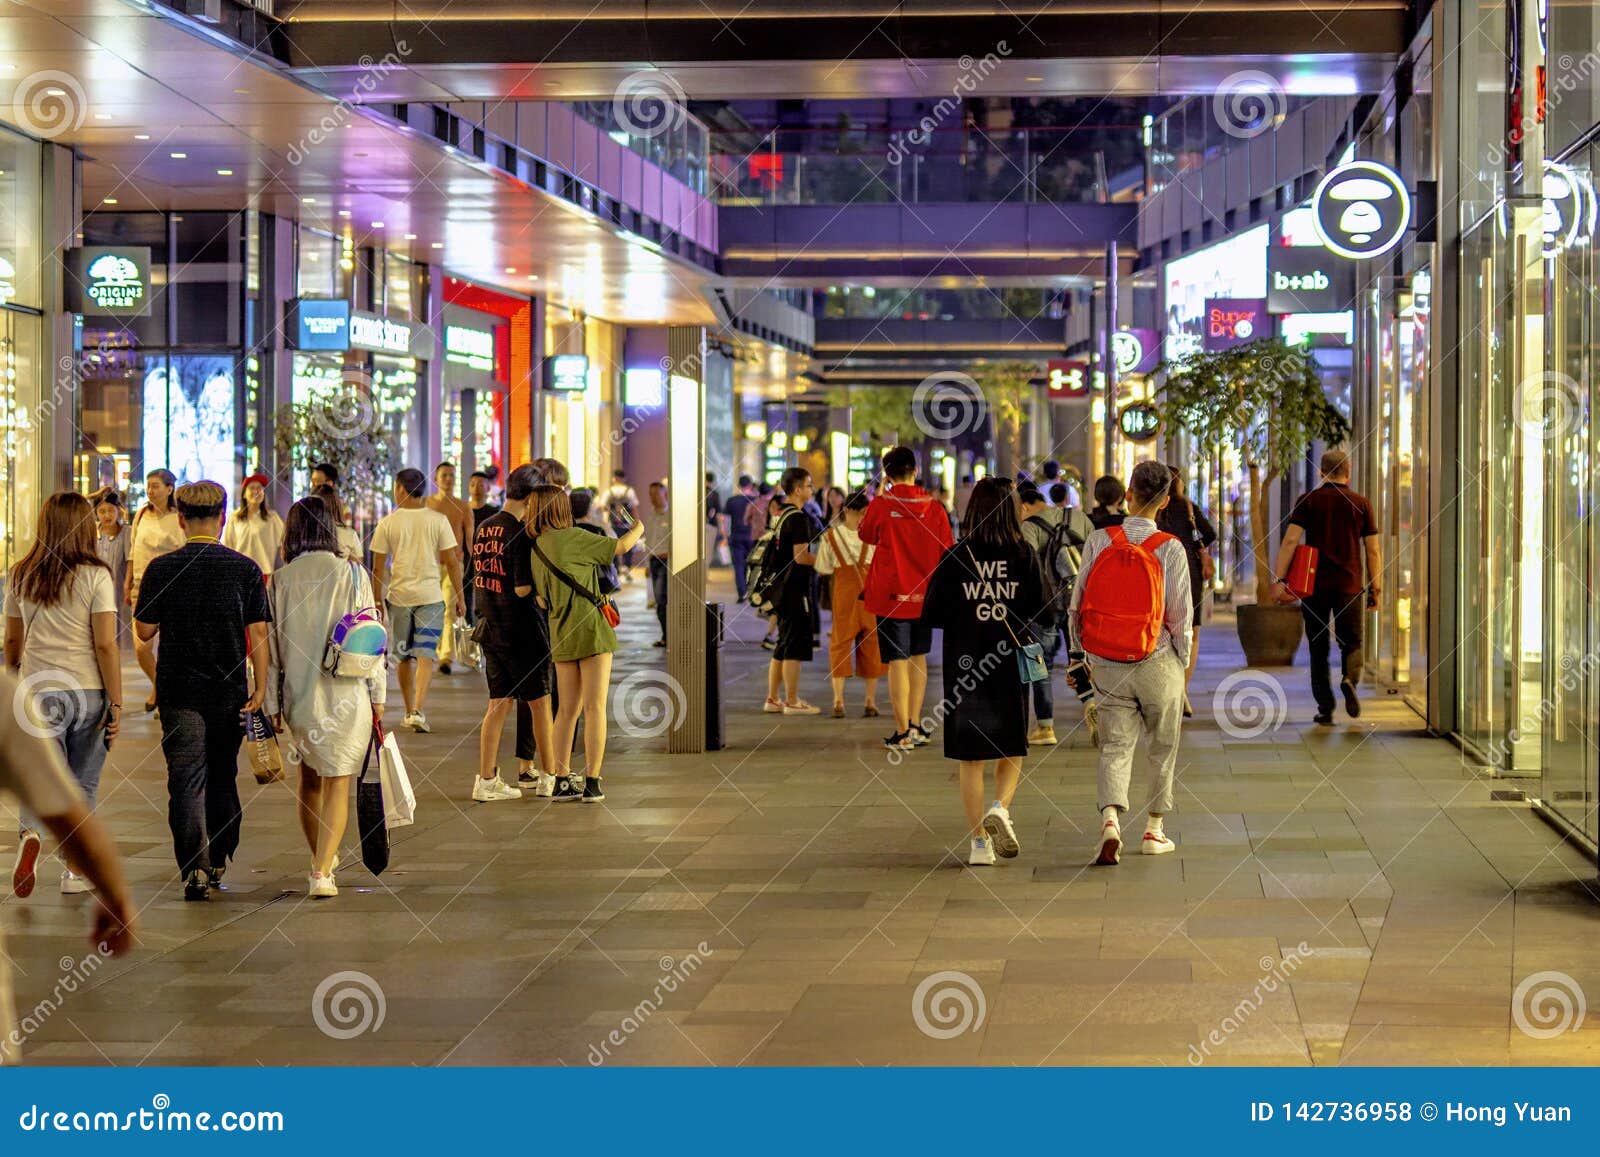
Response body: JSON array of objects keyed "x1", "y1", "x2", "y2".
[
  {"x1": 68, "y1": 246, "x2": 152, "y2": 317},
  {"x1": 1117, "y1": 401, "x2": 1161, "y2": 442},
  {"x1": 445, "y1": 323, "x2": 494, "y2": 372},
  {"x1": 290, "y1": 298, "x2": 351, "y2": 351},
  {"x1": 543, "y1": 353, "x2": 589, "y2": 392},
  {"x1": 1311, "y1": 160, "x2": 1411, "y2": 260},
  {"x1": 623, "y1": 367, "x2": 665, "y2": 408},
  {"x1": 1201, "y1": 298, "x2": 1269, "y2": 351},
  {"x1": 1046, "y1": 359, "x2": 1091, "y2": 398},
  {"x1": 349, "y1": 310, "x2": 420, "y2": 357},
  {"x1": 1542, "y1": 160, "x2": 1597, "y2": 260},
  {"x1": 1266, "y1": 247, "x2": 1356, "y2": 313},
  {"x1": 1112, "y1": 328, "x2": 1160, "y2": 376}
]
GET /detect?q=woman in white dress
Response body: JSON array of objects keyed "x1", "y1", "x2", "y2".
[
  {"x1": 128, "y1": 468, "x2": 184, "y2": 712},
  {"x1": 223, "y1": 473, "x2": 286, "y2": 579},
  {"x1": 266, "y1": 497, "x2": 384, "y2": 899}
]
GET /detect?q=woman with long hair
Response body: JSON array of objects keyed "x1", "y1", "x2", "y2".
[
  {"x1": 313, "y1": 483, "x2": 362, "y2": 561},
  {"x1": 91, "y1": 488, "x2": 132, "y2": 646},
  {"x1": 921, "y1": 476, "x2": 1045, "y2": 867},
  {"x1": 5, "y1": 491, "x2": 123, "y2": 897},
  {"x1": 129, "y1": 468, "x2": 183, "y2": 712},
  {"x1": 223, "y1": 472, "x2": 286, "y2": 578},
  {"x1": 527, "y1": 483, "x2": 644, "y2": 803},
  {"x1": 1156, "y1": 465, "x2": 1218, "y2": 716},
  {"x1": 267, "y1": 497, "x2": 384, "y2": 899}
]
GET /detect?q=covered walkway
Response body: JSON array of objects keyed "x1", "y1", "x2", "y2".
[{"x1": 3, "y1": 581, "x2": 1597, "y2": 1066}]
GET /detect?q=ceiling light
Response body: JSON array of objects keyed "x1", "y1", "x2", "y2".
[
  {"x1": 233, "y1": 88, "x2": 249, "y2": 95},
  {"x1": 430, "y1": 242, "x2": 443, "y2": 249},
  {"x1": 1025, "y1": 76, "x2": 1044, "y2": 82},
  {"x1": 93, "y1": 113, "x2": 111, "y2": 121},
  {"x1": 169, "y1": 152, "x2": 186, "y2": 159},
  {"x1": 102, "y1": 197, "x2": 118, "y2": 205},
  {"x1": 45, "y1": 88, "x2": 65, "y2": 97},
  {"x1": 338, "y1": 210, "x2": 351, "y2": 217},
  {"x1": 216, "y1": 168, "x2": 233, "y2": 176},
  {"x1": 403, "y1": 233, "x2": 416, "y2": 240},
  {"x1": 528, "y1": 274, "x2": 539, "y2": 281},
  {"x1": 505, "y1": 267, "x2": 516, "y2": 273},
  {"x1": 134, "y1": 133, "x2": 150, "y2": 141},
  {"x1": 302, "y1": 197, "x2": 316, "y2": 204},
  {"x1": 370, "y1": 221, "x2": 384, "y2": 228}
]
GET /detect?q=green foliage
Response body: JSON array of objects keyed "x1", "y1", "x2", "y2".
[
  {"x1": 272, "y1": 391, "x2": 396, "y2": 527},
  {"x1": 973, "y1": 360, "x2": 1041, "y2": 476},
  {"x1": 828, "y1": 386, "x2": 914, "y2": 447}
]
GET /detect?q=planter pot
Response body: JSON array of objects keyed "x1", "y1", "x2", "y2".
[{"x1": 1235, "y1": 603, "x2": 1303, "y2": 667}]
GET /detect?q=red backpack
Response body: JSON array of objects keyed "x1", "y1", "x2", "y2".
[{"x1": 1078, "y1": 526, "x2": 1175, "y2": 662}]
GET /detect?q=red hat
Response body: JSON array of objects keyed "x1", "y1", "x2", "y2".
[{"x1": 243, "y1": 472, "x2": 270, "y2": 488}]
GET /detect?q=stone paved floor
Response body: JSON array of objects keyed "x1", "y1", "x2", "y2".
[{"x1": 3, "y1": 574, "x2": 1599, "y2": 1066}]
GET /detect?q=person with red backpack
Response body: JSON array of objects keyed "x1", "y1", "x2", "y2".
[
  {"x1": 859, "y1": 446, "x2": 953, "y2": 751},
  {"x1": 1068, "y1": 460, "x2": 1193, "y2": 865}
]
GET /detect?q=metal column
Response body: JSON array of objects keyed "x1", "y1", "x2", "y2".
[
  {"x1": 1102, "y1": 242, "x2": 1119, "y2": 476},
  {"x1": 665, "y1": 326, "x2": 708, "y2": 754}
]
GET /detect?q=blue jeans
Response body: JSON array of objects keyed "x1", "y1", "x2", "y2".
[
  {"x1": 648, "y1": 555, "x2": 669, "y2": 638},
  {"x1": 18, "y1": 689, "x2": 108, "y2": 834},
  {"x1": 1029, "y1": 622, "x2": 1066, "y2": 722},
  {"x1": 159, "y1": 704, "x2": 245, "y2": 877},
  {"x1": 730, "y1": 539, "x2": 752, "y2": 601}
]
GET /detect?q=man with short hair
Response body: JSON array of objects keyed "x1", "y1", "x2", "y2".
[
  {"x1": 1273, "y1": 449, "x2": 1381, "y2": 725},
  {"x1": 644, "y1": 481, "x2": 672, "y2": 647},
  {"x1": 134, "y1": 481, "x2": 272, "y2": 901},
  {"x1": 372, "y1": 468, "x2": 463, "y2": 733},
  {"x1": 427, "y1": 462, "x2": 474, "y2": 674},
  {"x1": 859, "y1": 445, "x2": 953, "y2": 750},
  {"x1": 762, "y1": 467, "x2": 823, "y2": 715},
  {"x1": 724, "y1": 475, "x2": 757, "y2": 600}
]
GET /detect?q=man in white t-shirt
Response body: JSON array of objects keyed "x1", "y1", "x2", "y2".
[{"x1": 371, "y1": 467, "x2": 463, "y2": 733}]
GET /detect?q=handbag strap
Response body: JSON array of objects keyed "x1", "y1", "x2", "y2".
[
  {"x1": 531, "y1": 536, "x2": 608, "y2": 609},
  {"x1": 963, "y1": 544, "x2": 1030, "y2": 651}
]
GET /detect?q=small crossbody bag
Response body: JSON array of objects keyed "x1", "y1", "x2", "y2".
[{"x1": 533, "y1": 539, "x2": 622, "y2": 628}]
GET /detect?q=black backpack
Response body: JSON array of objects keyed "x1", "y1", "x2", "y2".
[
  {"x1": 1027, "y1": 512, "x2": 1086, "y2": 622},
  {"x1": 746, "y1": 507, "x2": 797, "y2": 615}
]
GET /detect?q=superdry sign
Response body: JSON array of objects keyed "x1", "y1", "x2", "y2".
[
  {"x1": 1201, "y1": 298, "x2": 1269, "y2": 351},
  {"x1": 1266, "y1": 247, "x2": 1356, "y2": 313}
]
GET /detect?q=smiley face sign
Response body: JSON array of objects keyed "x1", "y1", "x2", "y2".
[{"x1": 1312, "y1": 160, "x2": 1411, "y2": 260}]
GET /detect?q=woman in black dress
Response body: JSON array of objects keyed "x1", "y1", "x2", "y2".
[
  {"x1": 921, "y1": 477, "x2": 1045, "y2": 868},
  {"x1": 1157, "y1": 465, "x2": 1218, "y2": 716}
]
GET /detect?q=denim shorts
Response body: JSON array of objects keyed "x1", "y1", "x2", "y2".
[
  {"x1": 388, "y1": 601, "x2": 444, "y2": 661},
  {"x1": 876, "y1": 616, "x2": 933, "y2": 661}
]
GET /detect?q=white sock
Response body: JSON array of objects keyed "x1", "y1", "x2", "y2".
[
  {"x1": 991, "y1": 800, "x2": 1005, "y2": 813},
  {"x1": 1102, "y1": 806, "x2": 1119, "y2": 825},
  {"x1": 1146, "y1": 815, "x2": 1164, "y2": 834}
]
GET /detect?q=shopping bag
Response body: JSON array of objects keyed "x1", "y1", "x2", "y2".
[
  {"x1": 244, "y1": 709, "x2": 283, "y2": 784},
  {"x1": 378, "y1": 731, "x2": 416, "y2": 829},
  {"x1": 356, "y1": 732, "x2": 389, "y2": 875}
]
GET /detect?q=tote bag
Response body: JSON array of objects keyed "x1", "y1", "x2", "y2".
[
  {"x1": 356, "y1": 731, "x2": 389, "y2": 875},
  {"x1": 379, "y1": 730, "x2": 416, "y2": 828}
]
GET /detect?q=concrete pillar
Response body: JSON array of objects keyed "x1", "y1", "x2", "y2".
[{"x1": 666, "y1": 325, "x2": 708, "y2": 754}]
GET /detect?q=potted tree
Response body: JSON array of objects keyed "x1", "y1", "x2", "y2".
[
  {"x1": 1157, "y1": 338, "x2": 1351, "y2": 666},
  {"x1": 273, "y1": 385, "x2": 396, "y2": 536}
]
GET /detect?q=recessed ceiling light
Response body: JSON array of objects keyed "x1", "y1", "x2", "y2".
[
  {"x1": 169, "y1": 152, "x2": 186, "y2": 159},
  {"x1": 403, "y1": 233, "x2": 416, "y2": 240},
  {"x1": 102, "y1": 197, "x2": 118, "y2": 205},
  {"x1": 302, "y1": 197, "x2": 316, "y2": 204},
  {"x1": 505, "y1": 267, "x2": 516, "y2": 273},
  {"x1": 528, "y1": 274, "x2": 539, "y2": 281},
  {"x1": 216, "y1": 168, "x2": 233, "y2": 176},
  {"x1": 338, "y1": 210, "x2": 351, "y2": 217},
  {"x1": 233, "y1": 88, "x2": 250, "y2": 95},
  {"x1": 354, "y1": 152, "x2": 369, "y2": 158},
  {"x1": 371, "y1": 221, "x2": 384, "y2": 228},
  {"x1": 45, "y1": 88, "x2": 65, "y2": 97},
  {"x1": 430, "y1": 242, "x2": 443, "y2": 249},
  {"x1": 93, "y1": 113, "x2": 111, "y2": 121},
  {"x1": 134, "y1": 133, "x2": 150, "y2": 141},
  {"x1": 1025, "y1": 75, "x2": 1044, "y2": 82}
]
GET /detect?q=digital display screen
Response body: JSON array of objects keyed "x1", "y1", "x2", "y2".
[{"x1": 1163, "y1": 224, "x2": 1268, "y2": 362}]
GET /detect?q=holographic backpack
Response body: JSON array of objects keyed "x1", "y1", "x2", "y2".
[{"x1": 323, "y1": 562, "x2": 387, "y2": 678}]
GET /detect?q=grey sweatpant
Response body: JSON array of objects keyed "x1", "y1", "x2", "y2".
[{"x1": 1089, "y1": 645, "x2": 1185, "y2": 815}]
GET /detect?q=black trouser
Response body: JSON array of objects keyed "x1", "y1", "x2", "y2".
[
  {"x1": 648, "y1": 554, "x2": 669, "y2": 638},
  {"x1": 1301, "y1": 591, "x2": 1365, "y2": 714},
  {"x1": 159, "y1": 705, "x2": 245, "y2": 878}
]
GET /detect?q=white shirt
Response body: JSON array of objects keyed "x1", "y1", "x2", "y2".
[
  {"x1": 130, "y1": 507, "x2": 184, "y2": 584},
  {"x1": 222, "y1": 511, "x2": 286, "y2": 574},
  {"x1": 6, "y1": 566, "x2": 117, "y2": 690},
  {"x1": 335, "y1": 524, "x2": 362, "y2": 562},
  {"x1": 813, "y1": 523, "x2": 874, "y2": 577},
  {"x1": 643, "y1": 505, "x2": 671, "y2": 558},
  {"x1": 370, "y1": 506, "x2": 458, "y2": 607}
]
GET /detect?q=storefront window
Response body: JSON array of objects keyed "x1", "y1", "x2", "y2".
[
  {"x1": 297, "y1": 226, "x2": 349, "y2": 300},
  {"x1": 0, "y1": 313, "x2": 43, "y2": 575},
  {"x1": 0, "y1": 126, "x2": 43, "y2": 312}
]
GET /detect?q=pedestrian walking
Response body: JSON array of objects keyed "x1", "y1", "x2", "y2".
[
  {"x1": 426, "y1": 462, "x2": 474, "y2": 674},
  {"x1": 91, "y1": 488, "x2": 132, "y2": 646},
  {"x1": 759, "y1": 467, "x2": 824, "y2": 716},
  {"x1": 1070, "y1": 461, "x2": 1192, "y2": 865},
  {"x1": 1271, "y1": 449, "x2": 1381, "y2": 725},
  {"x1": 6, "y1": 492, "x2": 124, "y2": 898},
  {"x1": 133, "y1": 481, "x2": 272, "y2": 900},
  {"x1": 921, "y1": 477, "x2": 1045, "y2": 867},
  {"x1": 1087, "y1": 475, "x2": 1128, "y2": 529},
  {"x1": 370, "y1": 468, "x2": 463, "y2": 734},
  {"x1": 129, "y1": 468, "x2": 183, "y2": 713},
  {"x1": 643, "y1": 481, "x2": 671, "y2": 646},
  {"x1": 222, "y1": 473, "x2": 286, "y2": 578},
  {"x1": 813, "y1": 491, "x2": 884, "y2": 718},
  {"x1": 267, "y1": 497, "x2": 385, "y2": 898},
  {"x1": 725, "y1": 475, "x2": 757, "y2": 601},
  {"x1": 1157, "y1": 465, "x2": 1218, "y2": 717}
]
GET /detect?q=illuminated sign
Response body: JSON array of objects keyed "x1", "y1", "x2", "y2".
[
  {"x1": 1311, "y1": 160, "x2": 1411, "y2": 260},
  {"x1": 445, "y1": 324, "x2": 494, "y2": 372},
  {"x1": 349, "y1": 311, "x2": 419, "y2": 356},
  {"x1": 1162, "y1": 224, "x2": 1269, "y2": 361},
  {"x1": 290, "y1": 298, "x2": 351, "y2": 351},
  {"x1": 1266, "y1": 247, "x2": 1356, "y2": 313},
  {"x1": 624, "y1": 367, "x2": 665, "y2": 408},
  {"x1": 1112, "y1": 328, "x2": 1160, "y2": 376},
  {"x1": 1542, "y1": 159, "x2": 1597, "y2": 260},
  {"x1": 68, "y1": 246, "x2": 152, "y2": 317},
  {"x1": 1046, "y1": 359, "x2": 1091, "y2": 398},
  {"x1": 1118, "y1": 401, "x2": 1161, "y2": 442},
  {"x1": 543, "y1": 353, "x2": 589, "y2": 392},
  {"x1": 1202, "y1": 298, "x2": 1270, "y2": 351}
]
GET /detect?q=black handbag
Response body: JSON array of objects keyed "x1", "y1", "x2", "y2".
[{"x1": 356, "y1": 727, "x2": 389, "y2": 875}]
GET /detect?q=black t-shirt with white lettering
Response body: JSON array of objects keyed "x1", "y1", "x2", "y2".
[
  {"x1": 134, "y1": 540, "x2": 272, "y2": 711},
  {"x1": 472, "y1": 510, "x2": 539, "y2": 646}
]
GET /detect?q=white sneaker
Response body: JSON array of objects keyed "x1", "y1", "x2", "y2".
[
  {"x1": 472, "y1": 774, "x2": 522, "y2": 802},
  {"x1": 762, "y1": 698, "x2": 785, "y2": 714},
  {"x1": 982, "y1": 805, "x2": 1020, "y2": 858},
  {"x1": 308, "y1": 873, "x2": 338, "y2": 898},
  {"x1": 12, "y1": 828, "x2": 41, "y2": 898},
  {"x1": 1096, "y1": 814, "x2": 1123, "y2": 865},
  {"x1": 59, "y1": 869, "x2": 93, "y2": 895},
  {"x1": 1141, "y1": 828, "x2": 1176, "y2": 855},
  {"x1": 533, "y1": 773, "x2": 556, "y2": 798},
  {"x1": 407, "y1": 712, "x2": 431, "y2": 734},
  {"x1": 968, "y1": 837, "x2": 996, "y2": 867},
  {"x1": 782, "y1": 701, "x2": 821, "y2": 715}
]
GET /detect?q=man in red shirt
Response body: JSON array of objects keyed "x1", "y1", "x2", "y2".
[{"x1": 859, "y1": 446, "x2": 954, "y2": 750}]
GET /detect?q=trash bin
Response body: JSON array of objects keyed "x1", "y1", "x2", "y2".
[{"x1": 706, "y1": 602, "x2": 726, "y2": 751}]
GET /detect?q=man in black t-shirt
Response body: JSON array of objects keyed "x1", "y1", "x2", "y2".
[
  {"x1": 134, "y1": 481, "x2": 271, "y2": 901},
  {"x1": 471, "y1": 465, "x2": 554, "y2": 800},
  {"x1": 762, "y1": 467, "x2": 823, "y2": 716},
  {"x1": 1272, "y1": 449, "x2": 1382, "y2": 725}
]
